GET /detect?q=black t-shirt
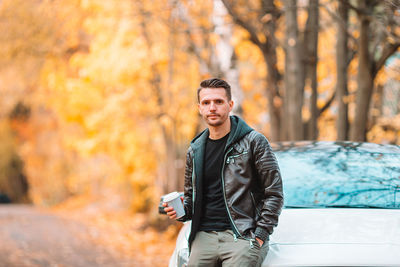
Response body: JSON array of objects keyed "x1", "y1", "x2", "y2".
[{"x1": 199, "y1": 133, "x2": 231, "y2": 231}]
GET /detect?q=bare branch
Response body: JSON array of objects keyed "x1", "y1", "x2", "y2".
[
  {"x1": 338, "y1": 0, "x2": 368, "y2": 15},
  {"x1": 174, "y1": 1, "x2": 215, "y2": 74},
  {"x1": 221, "y1": 0, "x2": 264, "y2": 48},
  {"x1": 320, "y1": 3, "x2": 357, "y2": 45},
  {"x1": 373, "y1": 43, "x2": 400, "y2": 77},
  {"x1": 347, "y1": 49, "x2": 357, "y2": 66},
  {"x1": 318, "y1": 91, "x2": 336, "y2": 116}
]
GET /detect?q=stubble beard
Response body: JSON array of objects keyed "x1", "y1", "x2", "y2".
[{"x1": 204, "y1": 113, "x2": 228, "y2": 127}]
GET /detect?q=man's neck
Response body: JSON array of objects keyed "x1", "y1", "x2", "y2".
[{"x1": 208, "y1": 118, "x2": 231, "y2": 140}]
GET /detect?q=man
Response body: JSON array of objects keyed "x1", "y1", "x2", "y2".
[{"x1": 163, "y1": 78, "x2": 283, "y2": 267}]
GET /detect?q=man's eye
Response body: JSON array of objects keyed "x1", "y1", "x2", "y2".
[
  {"x1": 216, "y1": 100, "x2": 223, "y2": 104},
  {"x1": 202, "y1": 101, "x2": 209, "y2": 105}
]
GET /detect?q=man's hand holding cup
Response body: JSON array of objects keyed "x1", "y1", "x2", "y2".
[{"x1": 162, "y1": 192, "x2": 185, "y2": 220}]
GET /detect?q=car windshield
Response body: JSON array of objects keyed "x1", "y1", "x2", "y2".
[{"x1": 275, "y1": 149, "x2": 400, "y2": 209}]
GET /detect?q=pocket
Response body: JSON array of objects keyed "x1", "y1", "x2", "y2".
[
  {"x1": 250, "y1": 239, "x2": 261, "y2": 250},
  {"x1": 226, "y1": 151, "x2": 249, "y2": 164}
]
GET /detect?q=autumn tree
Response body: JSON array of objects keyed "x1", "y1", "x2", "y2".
[
  {"x1": 222, "y1": 0, "x2": 326, "y2": 141},
  {"x1": 284, "y1": 0, "x2": 304, "y2": 140},
  {"x1": 1, "y1": 0, "x2": 399, "y2": 213},
  {"x1": 222, "y1": 0, "x2": 283, "y2": 141},
  {"x1": 133, "y1": 0, "x2": 249, "y2": 194},
  {"x1": 349, "y1": 0, "x2": 400, "y2": 141},
  {"x1": 174, "y1": 0, "x2": 245, "y2": 116},
  {"x1": 0, "y1": 0, "x2": 87, "y2": 204},
  {"x1": 335, "y1": 0, "x2": 350, "y2": 140},
  {"x1": 303, "y1": 0, "x2": 319, "y2": 140}
]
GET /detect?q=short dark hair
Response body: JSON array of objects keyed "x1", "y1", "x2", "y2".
[{"x1": 197, "y1": 78, "x2": 232, "y2": 102}]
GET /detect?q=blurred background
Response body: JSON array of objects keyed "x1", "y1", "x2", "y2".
[{"x1": 0, "y1": 0, "x2": 399, "y2": 265}]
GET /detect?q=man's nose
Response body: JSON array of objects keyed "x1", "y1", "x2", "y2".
[{"x1": 210, "y1": 102, "x2": 216, "y2": 110}]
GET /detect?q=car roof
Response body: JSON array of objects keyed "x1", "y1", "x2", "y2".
[{"x1": 271, "y1": 141, "x2": 400, "y2": 154}]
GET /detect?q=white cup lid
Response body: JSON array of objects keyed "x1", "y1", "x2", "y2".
[{"x1": 163, "y1": 191, "x2": 180, "y2": 202}]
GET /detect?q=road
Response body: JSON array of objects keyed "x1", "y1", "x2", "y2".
[{"x1": 0, "y1": 205, "x2": 140, "y2": 267}]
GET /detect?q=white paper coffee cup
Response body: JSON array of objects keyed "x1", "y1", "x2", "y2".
[{"x1": 163, "y1": 191, "x2": 185, "y2": 219}]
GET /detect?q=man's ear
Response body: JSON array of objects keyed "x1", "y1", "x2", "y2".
[
  {"x1": 229, "y1": 100, "x2": 234, "y2": 112},
  {"x1": 198, "y1": 103, "x2": 202, "y2": 115}
]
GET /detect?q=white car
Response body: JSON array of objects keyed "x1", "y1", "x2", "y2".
[{"x1": 163, "y1": 141, "x2": 400, "y2": 266}]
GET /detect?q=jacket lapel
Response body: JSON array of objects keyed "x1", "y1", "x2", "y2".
[{"x1": 191, "y1": 129, "x2": 208, "y2": 191}]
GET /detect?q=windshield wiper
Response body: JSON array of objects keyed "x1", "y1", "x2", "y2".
[
  {"x1": 284, "y1": 205, "x2": 317, "y2": 209},
  {"x1": 322, "y1": 204, "x2": 394, "y2": 209}
]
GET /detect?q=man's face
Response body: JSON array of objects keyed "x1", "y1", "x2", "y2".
[{"x1": 198, "y1": 88, "x2": 233, "y2": 127}]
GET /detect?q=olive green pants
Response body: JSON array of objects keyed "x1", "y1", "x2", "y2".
[{"x1": 187, "y1": 230, "x2": 269, "y2": 267}]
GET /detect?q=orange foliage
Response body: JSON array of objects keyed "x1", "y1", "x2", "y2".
[
  {"x1": 0, "y1": 1, "x2": 398, "y2": 263},
  {"x1": 0, "y1": 0, "x2": 398, "y2": 219}
]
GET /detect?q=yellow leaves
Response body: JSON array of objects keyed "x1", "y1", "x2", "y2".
[
  {"x1": 159, "y1": 114, "x2": 173, "y2": 130},
  {"x1": 257, "y1": 33, "x2": 267, "y2": 44},
  {"x1": 261, "y1": 14, "x2": 273, "y2": 23},
  {"x1": 367, "y1": 124, "x2": 399, "y2": 145},
  {"x1": 236, "y1": 37, "x2": 263, "y2": 65},
  {"x1": 317, "y1": 114, "x2": 337, "y2": 141},
  {"x1": 375, "y1": 68, "x2": 388, "y2": 86},
  {"x1": 384, "y1": 56, "x2": 400, "y2": 81},
  {"x1": 80, "y1": 0, "x2": 110, "y2": 14},
  {"x1": 316, "y1": 98, "x2": 325, "y2": 109},
  {"x1": 66, "y1": 80, "x2": 103, "y2": 119},
  {"x1": 276, "y1": 46, "x2": 285, "y2": 74},
  {"x1": 242, "y1": 92, "x2": 267, "y2": 132},
  {"x1": 302, "y1": 107, "x2": 311, "y2": 121},
  {"x1": 273, "y1": 96, "x2": 283, "y2": 109},
  {"x1": 253, "y1": 92, "x2": 263, "y2": 101},
  {"x1": 4, "y1": 0, "x2": 398, "y2": 213},
  {"x1": 297, "y1": 3, "x2": 309, "y2": 31},
  {"x1": 341, "y1": 95, "x2": 353, "y2": 105},
  {"x1": 317, "y1": 30, "x2": 336, "y2": 93},
  {"x1": 394, "y1": 27, "x2": 400, "y2": 39},
  {"x1": 76, "y1": 139, "x2": 100, "y2": 156}
]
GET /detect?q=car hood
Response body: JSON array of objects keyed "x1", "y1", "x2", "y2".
[{"x1": 264, "y1": 208, "x2": 400, "y2": 266}]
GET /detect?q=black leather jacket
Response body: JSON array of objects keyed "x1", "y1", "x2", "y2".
[{"x1": 179, "y1": 116, "x2": 284, "y2": 250}]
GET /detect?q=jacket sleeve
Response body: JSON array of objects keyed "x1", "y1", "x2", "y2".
[
  {"x1": 252, "y1": 133, "x2": 284, "y2": 242},
  {"x1": 177, "y1": 147, "x2": 193, "y2": 222}
]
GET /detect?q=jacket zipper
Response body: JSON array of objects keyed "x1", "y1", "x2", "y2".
[
  {"x1": 221, "y1": 147, "x2": 254, "y2": 243},
  {"x1": 191, "y1": 158, "x2": 196, "y2": 215}
]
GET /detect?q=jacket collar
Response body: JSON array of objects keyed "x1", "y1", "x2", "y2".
[
  {"x1": 189, "y1": 115, "x2": 253, "y2": 185},
  {"x1": 190, "y1": 115, "x2": 253, "y2": 150}
]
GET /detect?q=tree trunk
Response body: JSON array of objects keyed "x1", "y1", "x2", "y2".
[
  {"x1": 370, "y1": 84, "x2": 383, "y2": 128},
  {"x1": 262, "y1": 49, "x2": 281, "y2": 142},
  {"x1": 304, "y1": 0, "x2": 319, "y2": 140},
  {"x1": 336, "y1": 0, "x2": 349, "y2": 141},
  {"x1": 350, "y1": 0, "x2": 374, "y2": 141},
  {"x1": 162, "y1": 127, "x2": 179, "y2": 193},
  {"x1": 284, "y1": 0, "x2": 303, "y2": 140},
  {"x1": 281, "y1": 51, "x2": 289, "y2": 141},
  {"x1": 261, "y1": 0, "x2": 282, "y2": 142}
]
